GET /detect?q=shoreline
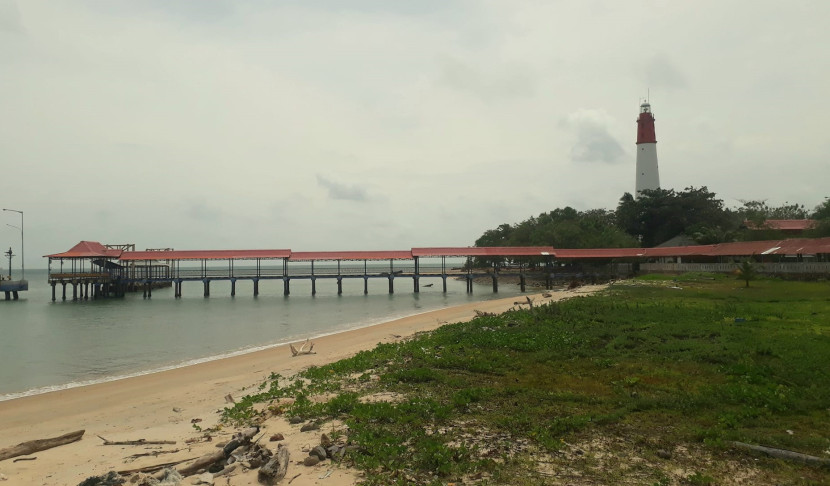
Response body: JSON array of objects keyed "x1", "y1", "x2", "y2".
[
  {"x1": 0, "y1": 286, "x2": 604, "y2": 485},
  {"x1": 0, "y1": 291, "x2": 525, "y2": 403}
]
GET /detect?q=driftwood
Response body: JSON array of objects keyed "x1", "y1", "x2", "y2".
[
  {"x1": 732, "y1": 441, "x2": 830, "y2": 467},
  {"x1": 290, "y1": 339, "x2": 315, "y2": 357},
  {"x1": 259, "y1": 446, "x2": 290, "y2": 485},
  {"x1": 13, "y1": 456, "x2": 36, "y2": 462},
  {"x1": 126, "y1": 449, "x2": 182, "y2": 461},
  {"x1": 0, "y1": 429, "x2": 85, "y2": 462},
  {"x1": 474, "y1": 310, "x2": 495, "y2": 317},
  {"x1": 97, "y1": 435, "x2": 176, "y2": 446},
  {"x1": 117, "y1": 457, "x2": 198, "y2": 475},
  {"x1": 172, "y1": 426, "x2": 259, "y2": 478}
]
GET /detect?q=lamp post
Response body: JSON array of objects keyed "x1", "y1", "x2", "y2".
[{"x1": 3, "y1": 209, "x2": 23, "y2": 280}]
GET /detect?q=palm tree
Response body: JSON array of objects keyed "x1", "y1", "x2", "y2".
[{"x1": 736, "y1": 260, "x2": 757, "y2": 288}]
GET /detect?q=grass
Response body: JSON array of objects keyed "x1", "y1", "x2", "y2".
[{"x1": 221, "y1": 275, "x2": 830, "y2": 484}]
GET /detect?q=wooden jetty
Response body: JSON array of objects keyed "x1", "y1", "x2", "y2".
[{"x1": 44, "y1": 242, "x2": 555, "y2": 301}]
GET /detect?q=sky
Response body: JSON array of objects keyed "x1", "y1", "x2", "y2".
[{"x1": 1, "y1": 0, "x2": 829, "y2": 269}]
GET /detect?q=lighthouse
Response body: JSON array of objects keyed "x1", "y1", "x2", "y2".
[{"x1": 635, "y1": 100, "x2": 660, "y2": 196}]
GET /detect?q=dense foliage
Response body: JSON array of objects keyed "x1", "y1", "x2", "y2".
[{"x1": 475, "y1": 188, "x2": 830, "y2": 250}]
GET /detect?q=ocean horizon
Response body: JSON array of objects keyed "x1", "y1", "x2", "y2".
[{"x1": 0, "y1": 268, "x2": 526, "y2": 402}]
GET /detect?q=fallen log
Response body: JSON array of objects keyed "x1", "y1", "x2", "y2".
[
  {"x1": 731, "y1": 441, "x2": 830, "y2": 467},
  {"x1": 97, "y1": 435, "x2": 176, "y2": 446},
  {"x1": 0, "y1": 430, "x2": 85, "y2": 462},
  {"x1": 172, "y1": 426, "x2": 259, "y2": 478},
  {"x1": 259, "y1": 446, "x2": 290, "y2": 485}
]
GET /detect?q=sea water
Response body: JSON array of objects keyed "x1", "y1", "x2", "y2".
[{"x1": 0, "y1": 269, "x2": 523, "y2": 401}]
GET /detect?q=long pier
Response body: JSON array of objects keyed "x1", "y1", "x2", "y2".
[{"x1": 45, "y1": 244, "x2": 556, "y2": 301}]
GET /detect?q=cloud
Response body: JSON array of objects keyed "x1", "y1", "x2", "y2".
[
  {"x1": 563, "y1": 109, "x2": 625, "y2": 164},
  {"x1": 316, "y1": 175, "x2": 369, "y2": 202},
  {"x1": 643, "y1": 54, "x2": 688, "y2": 90},
  {"x1": 0, "y1": 0, "x2": 22, "y2": 32},
  {"x1": 437, "y1": 56, "x2": 536, "y2": 101}
]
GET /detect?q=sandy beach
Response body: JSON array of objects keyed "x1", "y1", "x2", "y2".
[{"x1": 0, "y1": 287, "x2": 603, "y2": 485}]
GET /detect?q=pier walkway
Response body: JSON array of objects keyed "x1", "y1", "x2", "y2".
[{"x1": 44, "y1": 243, "x2": 555, "y2": 301}]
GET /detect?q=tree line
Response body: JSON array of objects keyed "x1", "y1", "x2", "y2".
[{"x1": 475, "y1": 187, "x2": 830, "y2": 250}]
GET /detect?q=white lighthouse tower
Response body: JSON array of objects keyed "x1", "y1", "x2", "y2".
[{"x1": 635, "y1": 100, "x2": 660, "y2": 196}]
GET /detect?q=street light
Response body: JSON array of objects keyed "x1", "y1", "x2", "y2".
[{"x1": 3, "y1": 209, "x2": 23, "y2": 280}]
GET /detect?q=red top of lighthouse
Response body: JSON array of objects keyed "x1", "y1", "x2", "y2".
[{"x1": 636, "y1": 102, "x2": 656, "y2": 144}]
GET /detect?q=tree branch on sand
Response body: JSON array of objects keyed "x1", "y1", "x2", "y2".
[{"x1": 290, "y1": 339, "x2": 316, "y2": 357}]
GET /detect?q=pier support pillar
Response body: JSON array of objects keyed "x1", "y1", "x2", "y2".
[
  {"x1": 442, "y1": 275, "x2": 447, "y2": 293},
  {"x1": 492, "y1": 275, "x2": 498, "y2": 293},
  {"x1": 520, "y1": 274, "x2": 526, "y2": 292},
  {"x1": 413, "y1": 276, "x2": 419, "y2": 293},
  {"x1": 72, "y1": 283, "x2": 78, "y2": 301},
  {"x1": 363, "y1": 277, "x2": 368, "y2": 295},
  {"x1": 203, "y1": 280, "x2": 210, "y2": 297},
  {"x1": 3, "y1": 291, "x2": 8, "y2": 300},
  {"x1": 283, "y1": 278, "x2": 290, "y2": 296},
  {"x1": 51, "y1": 282, "x2": 56, "y2": 302},
  {"x1": 147, "y1": 282, "x2": 152, "y2": 299},
  {"x1": 231, "y1": 279, "x2": 236, "y2": 297},
  {"x1": 466, "y1": 275, "x2": 473, "y2": 294},
  {"x1": 62, "y1": 283, "x2": 67, "y2": 301},
  {"x1": 12, "y1": 291, "x2": 18, "y2": 300},
  {"x1": 388, "y1": 276, "x2": 394, "y2": 294},
  {"x1": 311, "y1": 277, "x2": 316, "y2": 296},
  {"x1": 337, "y1": 277, "x2": 342, "y2": 295},
  {"x1": 253, "y1": 279, "x2": 259, "y2": 297}
]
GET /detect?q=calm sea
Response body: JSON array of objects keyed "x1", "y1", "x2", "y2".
[{"x1": 0, "y1": 268, "x2": 524, "y2": 401}]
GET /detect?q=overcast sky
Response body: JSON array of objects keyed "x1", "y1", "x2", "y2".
[{"x1": 2, "y1": 0, "x2": 828, "y2": 268}]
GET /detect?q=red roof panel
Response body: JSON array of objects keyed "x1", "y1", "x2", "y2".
[
  {"x1": 744, "y1": 219, "x2": 817, "y2": 231},
  {"x1": 119, "y1": 249, "x2": 291, "y2": 261},
  {"x1": 44, "y1": 241, "x2": 123, "y2": 259},
  {"x1": 289, "y1": 251, "x2": 412, "y2": 261},
  {"x1": 412, "y1": 247, "x2": 555, "y2": 257}
]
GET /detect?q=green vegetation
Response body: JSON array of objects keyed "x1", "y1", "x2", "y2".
[
  {"x1": 222, "y1": 277, "x2": 830, "y2": 484},
  {"x1": 475, "y1": 189, "x2": 830, "y2": 251}
]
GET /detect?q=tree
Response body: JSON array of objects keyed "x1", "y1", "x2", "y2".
[
  {"x1": 736, "y1": 260, "x2": 757, "y2": 288},
  {"x1": 616, "y1": 187, "x2": 731, "y2": 247}
]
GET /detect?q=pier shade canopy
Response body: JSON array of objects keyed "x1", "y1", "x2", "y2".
[
  {"x1": 44, "y1": 241, "x2": 124, "y2": 259},
  {"x1": 289, "y1": 251, "x2": 412, "y2": 261},
  {"x1": 412, "y1": 247, "x2": 555, "y2": 257},
  {"x1": 119, "y1": 249, "x2": 291, "y2": 261}
]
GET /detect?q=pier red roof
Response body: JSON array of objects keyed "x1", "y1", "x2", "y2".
[
  {"x1": 412, "y1": 247, "x2": 555, "y2": 257},
  {"x1": 44, "y1": 241, "x2": 123, "y2": 259},
  {"x1": 119, "y1": 249, "x2": 291, "y2": 261},
  {"x1": 289, "y1": 251, "x2": 412, "y2": 261}
]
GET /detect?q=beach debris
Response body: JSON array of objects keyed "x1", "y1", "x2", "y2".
[
  {"x1": 302, "y1": 456, "x2": 320, "y2": 467},
  {"x1": 269, "y1": 433, "x2": 285, "y2": 442},
  {"x1": 97, "y1": 436, "x2": 176, "y2": 446},
  {"x1": 288, "y1": 473, "x2": 302, "y2": 483},
  {"x1": 224, "y1": 394, "x2": 236, "y2": 404},
  {"x1": 258, "y1": 445, "x2": 290, "y2": 485},
  {"x1": 319, "y1": 469, "x2": 333, "y2": 479},
  {"x1": 139, "y1": 426, "x2": 259, "y2": 479},
  {"x1": 77, "y1": 470, "x2": 126, "y2": 486},
  {"x1": 192, "y1": 472, "x2": 214, "y2": 485},
  {"x1": 731, "y1": 441, "x2": 830, "y2": 467},
  {"x1": 423, "y1": 283, "x2": 434, "y2": 287},
  {"x1": 0, "y1": 473, "x2": 6, "y2": 481},
  {"x1": 320, "y1": 433, "x2": 331, "y2": 447},
  {"x1": 542, "y1": 292, "x2": 552, "y2": 298},
  {"x1": 191, "y1": 418, "x2": 202, "y2": 424},
  {"x1": 290, "y1": 339, "x2": 316, "y2": 357},
  {"x1": 474, "y1": 310, "x2": 495, "y2": 317},
  {"x1": 12, "y1": 456, "x2": 36, "y2": 462},
  {"x1": 172, "y1": 407, "x2": 183, "y2": 413},
  {"x1": 125, "y1": 449, "x2": 182, "y2": 462},
  {"x1": 0, "y1": 429, "x2": 85, "y2": 462},
  {"x1": 300, "y1": 422, "x2": 319, "y2": 432}
]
